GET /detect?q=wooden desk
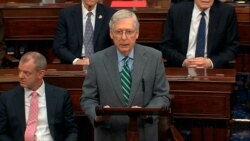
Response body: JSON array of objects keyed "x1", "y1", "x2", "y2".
[
  {"x1": 0, "y1": 65, "x2": 236, "y2": 117},
  {"x1": 0, "y1": 66, "x2": 236, "y2": 117},
  {"x1": 0, "y1": 65, "x2": 236, "y2": 141}
]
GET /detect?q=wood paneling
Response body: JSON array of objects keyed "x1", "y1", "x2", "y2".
[{"x1": 0, "y1": 3, "x2": 249, "y2": 72}]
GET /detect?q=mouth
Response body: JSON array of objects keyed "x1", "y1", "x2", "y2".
[
  {"x1": 201, "y1": 1, "x2": 211, "y2": 5},
  {"x1": 120, "y1": 43, "x2": 129, "y2": 47},
  {"x1": 19, "y1": 80, "x2": 25, "y2": 84}
]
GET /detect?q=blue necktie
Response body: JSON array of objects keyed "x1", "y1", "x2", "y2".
[
  {"x1": 195, "y1": 12, "x2": 206, "y2": 57},
  {"x1": 84, "y1": 12, "x2": 94, "y2": 57},
  {"x1": 121, "y1": 57, "x2": 131, "y2": 105}
]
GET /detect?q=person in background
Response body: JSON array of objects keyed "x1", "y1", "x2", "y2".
[
  {"x1": 53, "y1": 0, "x2": 116, "y2": 65},
  {"x1": 0, "y1": 18, "x2": 6, "y2": 67},
  {"x1": 80, "y1": 9, "x2": 170, "y2": 141},
  {"x1": 159, "y1": 0, "x2": 239, "y2": 68},
  {"x1": 0, "y1": 52, "x2": 78, "y2": 141}
]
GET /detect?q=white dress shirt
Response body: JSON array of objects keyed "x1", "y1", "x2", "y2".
[
  {"x1": 25, "y1": 81, "x2": 54, "y2": 141},
  {"x1": 73, "y1": 4, "x2": 97, "y2": 64},
  {"x1": 186, "y1": 4, "x2": 210, "y2": 59}
]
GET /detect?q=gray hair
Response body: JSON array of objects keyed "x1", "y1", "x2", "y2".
[
  {"x1": 109, "y1": 9, "x2": 139, "y2": 31},
  {"x1": 20, "y1": 51, "x2": 47, "y2": 70}
]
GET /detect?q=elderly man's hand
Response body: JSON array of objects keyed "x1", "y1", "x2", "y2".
[
  {"x1": 75, "y1": 57, "x2": 90, "y2": 65},
  {"x1": 183, "y1": 57, "x2": 212, "y2": 69}
]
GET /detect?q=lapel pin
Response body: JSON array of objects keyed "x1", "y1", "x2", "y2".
[{"x1": 98, "y1": 15, "x2": 103, "y2": 19}]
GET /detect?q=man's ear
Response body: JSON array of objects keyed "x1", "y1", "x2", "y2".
[
  {"x1": 110, "y1": 30, "x2": 114, "y2": 40},
  {"x1": 38, "y1": 70, "x2": 46, "y2": 79}
]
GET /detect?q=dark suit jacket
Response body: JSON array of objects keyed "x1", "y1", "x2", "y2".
[
  {"x1": 81, "y1": 44, "x2": 170, "y2": 141},
  {"x1": 53, "y1": 3, "x2": 116, "y2": 64},
  {"x1": 0, "y1": 83, "x2": 78, "y2": 141},
  {"x1": 159, "y1": 1, "x2": 239, "y2": 68}
]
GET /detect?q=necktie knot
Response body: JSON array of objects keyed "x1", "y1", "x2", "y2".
[
  {"x1": 31, "y1": 91, "x2": 38, "y2": 97},
  {"x1": 124, "y1": 56, "x2": 130, "y2": 65},
  {"x1": 201, "y1": 11, "x2": 205, "y2": 17},
  {"x1": 87, "y1": 12, "x2": 92, "y2": 18}
]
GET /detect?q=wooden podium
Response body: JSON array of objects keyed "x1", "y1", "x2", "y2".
[{"x1": 96, "y1": 106, "x2": 169, "y2": 141}]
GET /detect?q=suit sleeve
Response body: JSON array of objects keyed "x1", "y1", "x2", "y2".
[
  {"x1": 0, "y1": 93, "x2": 13, "y2": 141},
  {"x1": 210, "y1": 7, "x2": 239, "y2": 68},
  {"x1": 145, "y1": 51, "x2": 171, "y2": 109},
  {"x1": 53, "y1": 10, "x2": 78, "y2": 64},
  {"x1": 80, "y1": 60, "x2": 100, "y2": 126},
  {"x1": 159, "y1": 6, "x2": 186, "y2": 67},
  {"x1": 63, "y1": 91, "x2": 78, "y2": 141}
]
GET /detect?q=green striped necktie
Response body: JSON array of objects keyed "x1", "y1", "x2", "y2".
[{"x1": 121, "y1": 56, "x2": 131, "y2": 105}]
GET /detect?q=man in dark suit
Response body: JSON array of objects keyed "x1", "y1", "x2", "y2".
[
  {"x1": 0, "y1": 52, "x2": 78, "y2": 141},
  {"x1": 53, "y1": 0, "x2": 116, "y2": 65},
  {"x1": 80, "y1": 9, "x2": 170, "y2": 141},
  {"x1": 160, "y1": 0, "x2": 239, "y2": 68}
]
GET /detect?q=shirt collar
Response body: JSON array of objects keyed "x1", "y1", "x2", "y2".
[
  {"x1": 193, "y1": 3, "x2": 210, "y2": 18},
  {"x1": 117, "y1": 49, "x2": 134, "y2": 63},
  {"x1": 82, "y1": 3, "x2": 97, "y2": 18},
  {"x1": 25, "y1": 80, "x2": 45, "y2": 97}
]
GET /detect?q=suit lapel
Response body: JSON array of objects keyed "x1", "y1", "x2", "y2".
[
  {"x1": 14, "y1": 88, "x2": 26, "y2": 133},
  {"x1": 128, "y1": 45, "x2": 147, "y2": 105},
  {"x1": 45, "y1": 84, "x2": 57, "y2": 134},
  {"x1": 74, "y1": 5, "x2": 83, "y2": 48},
  {"x1": 93, "y1": 4, "x2": 104, "y2": 46},
  {"x1": 182, "y1": 3, "x2": 194, "y2": 54},
  {"x1": 103, "y1": 47, "x2": 125, "y2": 105},
  {"x1": 207, "y1": 4, "x2": 220, "y2": 56}
]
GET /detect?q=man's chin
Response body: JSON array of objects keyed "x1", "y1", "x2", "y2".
[
  {"x1": 19, "y1": 83, "x2": 26, "y2": 88},
  {"x1": 201, "y1": 4, "x2": 212, "y2": 9}
]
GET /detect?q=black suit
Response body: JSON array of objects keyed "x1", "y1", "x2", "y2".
[
  {"x1": 160, "y1": 1, "x2": 239, "y2": 68},
  {"x1": 53, "y1": 3, "x2": 116, "y2": 64},
  {"x1": 0, "y1": 83, "x2": 78, "y2": 141}
]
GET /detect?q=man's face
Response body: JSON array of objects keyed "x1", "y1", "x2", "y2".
[
  {"x1": 195, "y1": 0, "x2": 214, "y2": 10},
  {"x1": 110, "y1": 17, "x2": 139, "y2": 56},
  {"x1": 82, "y1": 0, "x2": 98, "y2": 9},
  {"x1": 18, "y1": 60, "x2": 44, "y2": 91}
]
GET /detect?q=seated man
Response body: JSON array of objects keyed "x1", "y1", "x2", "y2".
[
  {"x1": 160, "y1": 0, "x2": 239, "y2": 68},
  {"x1": 53, "y1": 0, "x2": 116, "y2": 65},
  {"x1": 0, "y1": 52, "x2": 78, "y2": 141}
]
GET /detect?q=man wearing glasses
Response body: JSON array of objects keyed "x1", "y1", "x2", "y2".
[{"x1": 80, "y1": 9, "x2": 170, "y2": 141}]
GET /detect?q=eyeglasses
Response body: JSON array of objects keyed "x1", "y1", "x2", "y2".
[{"x1": 112, "y1": 30, "x2": 136, "y2": 37}]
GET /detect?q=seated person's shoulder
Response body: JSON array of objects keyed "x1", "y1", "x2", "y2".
[
  {"x1": 98, "y1": 3, "x2": 117, "y2": 13},
  {"x1": 220, "y1": 2, "x2": 236, "y2": 10},
  {"x1": 60, "y1": 3, "x2": 81, "y2": 14},
  {"x1": 1, "y1": 86, "x2": 22, "y2": 98},
  {"x1": 171, "y1": 1, "x2": 193, "y2": 8},
  {"x1": 139, "y1": 44, "x2": 162, "y2": 56},
  {"x1": 46, "y1": 83, "x2": 68, "y2": 95}
]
